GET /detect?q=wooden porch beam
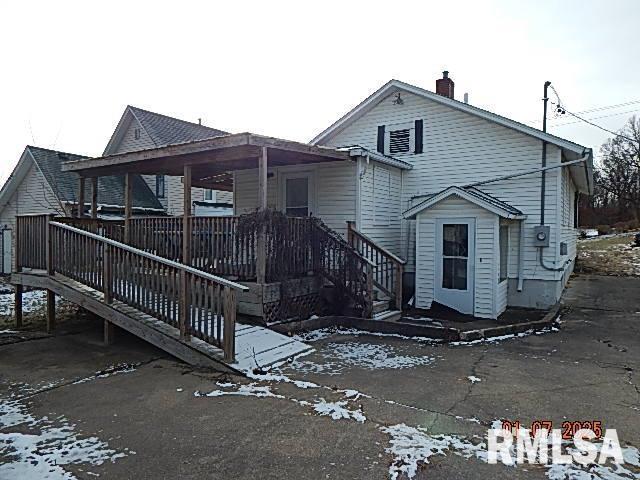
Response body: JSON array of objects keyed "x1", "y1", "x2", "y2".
[
  {"x1": 181, "y1": 165, "x2": 192, "y2": 340},
  {"x1": 90, "y1": 177, "x2": 98, "y2": 219},
  {"x1": 256, "y1": 147, "x2": 268, "y2": 284},
  {"x1": 124, "y1": 173, "x2": 133, "y2": 243},
  {"x1": 77, "y1": 177, "x2": 85, "y2": 217}
]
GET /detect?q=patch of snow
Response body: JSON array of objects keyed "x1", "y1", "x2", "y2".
[
  {"x1": 0, "y1": 290, "x2": 70, "y2": 317},
  {"x1": 194, "y1": 382, "x2": 284, "y2": 399},
  {"x1": 245, "y1": 370, "x2": 319, "y2": 389},
  {"x1": 292, "y1": 327, "x2": 440, "y2": 344},
  {"x1": 290, "y1": 341, "x2": 435, "y2": 375},
  {"x1": 176, "y1": 388, "x2": 183, "y2": 392},
  {"x1": 0, "y1": 396, "x2": 131, "y2": 479},
  {"x1": 467, "y1": 376, "x2": 482, "y2": 384},
  {"x1": 0, "y1": 329, "x2": 18, "y2": 334},
  {"x1": 381, "y1": 423, "x2": 487, "y2": 480},
  {"x1": 383, "y1": 422, "x2": 640, "y2": 480},
  {"x1": 451, "y1": 325, "x2": 559, "y2": 346},
  {"x1": 72, "y1": 364, "x2": 137, "y2": 385},
  {"x1": 312, "y1": 399, "x2": 366, "y2": 423}
]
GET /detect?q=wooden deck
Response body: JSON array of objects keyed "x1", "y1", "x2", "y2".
[{"x1": 12, "y1": 270, "x2": 312, "y2": 372}]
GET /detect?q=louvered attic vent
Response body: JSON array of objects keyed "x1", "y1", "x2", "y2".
[{"x1": 389, "y1": 129, "x2": 410, "y2": 154}]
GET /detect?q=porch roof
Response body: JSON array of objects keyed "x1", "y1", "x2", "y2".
[{"x1": 61, "y1": 133, "x2": 351, "y2": 191}]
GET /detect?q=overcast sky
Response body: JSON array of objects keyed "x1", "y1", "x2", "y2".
[{"x1": 1, "y1": 0, "x2": 638, "y2": 184}]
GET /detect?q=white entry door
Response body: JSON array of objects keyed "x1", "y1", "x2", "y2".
[
  {"x1": 435, "y1": 219, "x2": 475, "y2": 315},
  {"x1": 281, "y1": 172, "x2": 315, "y2": 217}
]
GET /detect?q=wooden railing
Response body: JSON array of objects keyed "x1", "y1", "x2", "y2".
[
  {"x1": 347, "y1": 221, "x2": 405, "y2": 310},
  {"x1": 312, "y1": 221, "x2": 374, "y2": 317},
  {"x1": 50, "y1": 221, "x2": 247, "y2": 362},
  {"x1": 16, "y1": 214, "x2": 52, "y2": 270},
  {"x1": 55, "y1": 217, "x2": 125, "y2": 243}
]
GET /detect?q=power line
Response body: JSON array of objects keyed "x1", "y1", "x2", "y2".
[
  {"x1": 550, "y1": 108, "x2": 640, "y2": 127},
  {"x1": 556, "y1": 106, "x2": 639, "y2": 144}
]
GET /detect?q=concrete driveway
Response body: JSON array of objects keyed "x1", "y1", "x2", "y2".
[{"x1": 1, "y1": 274, "x2": 639, "y2": 479}]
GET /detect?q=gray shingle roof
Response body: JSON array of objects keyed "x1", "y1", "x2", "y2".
[
  {"x1": 129, "y1": 106, "x2": 228, "y2": 147},
  {"x1": 29, "y1": 146, "x2": 163, "y2": 210}
]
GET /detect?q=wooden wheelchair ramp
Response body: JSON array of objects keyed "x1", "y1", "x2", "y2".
[
  {"x1": 12, "y1": 218, "x2": 311, "y2": 374},
  {"x1": 12, "y1": 271, "x2": 311, "y2": 373}
]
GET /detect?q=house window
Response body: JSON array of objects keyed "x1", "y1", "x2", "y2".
[
  {"x1": 499, "y1": 224, "x2": 509, "y2": 282},
  {"x1": 285, "y1": 177, "x2": 309, "y2": 217},
  {"x1": 389, "y1": 129, "x2": 411, "y2": 154},
  {"x1": 134, "y1": 128, "x2": 141, "y2": 140},
  {"x1": 204, "y1": 189, "x2": 214, "y2": 201},
  {"x1": 373, "y1": 166, "x2": 391, "y2": 225},
  {"x1": 155, "y1": 175, "x2": 165, "y2": 198}
]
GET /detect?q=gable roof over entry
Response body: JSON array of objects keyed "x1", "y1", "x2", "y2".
[{"x1": 403, "y1": 186, "x2": 526, "y2": 220}]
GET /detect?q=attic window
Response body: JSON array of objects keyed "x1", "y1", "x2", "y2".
[
  {"x1": 389, "y1": 129, "x2": 410, "y2": 154},
  {"x1": 134, "y1": 128, "x2": 141, "y2": 140}
]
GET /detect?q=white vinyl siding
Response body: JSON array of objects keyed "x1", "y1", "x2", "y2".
[
  {"x1": 233, "y1": 161, "x2": 357, "y2": 238},
  {"x1": 415, "y1": 195, "x2": 499, "y2": 319},
  {"x1": 558, "y1": 164, "x2": 578, "y2": 287},
  {"x1": 326, "y1": 90, "x2": 564, "y2": 283},
  {"x1": 0, "y1": 159, "x2": 63, "y2": 271},
  {"x1": 358, "y1": 160, "x2": 403, "y2": 257}
]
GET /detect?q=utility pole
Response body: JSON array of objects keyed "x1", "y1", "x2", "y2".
[{"x1": 540, "y1": 80, "x2": 551, "y2": 225}]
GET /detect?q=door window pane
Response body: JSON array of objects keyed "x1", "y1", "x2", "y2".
[
  {"x1": 286, "y1": 177, "x2": 309, "y2": 216},
  {"x1": 443, "y1": 258, "x2": 468, "y2": 290},
  {"x1": 443, "y1": 224, "x2": 468, "y2": 256}
]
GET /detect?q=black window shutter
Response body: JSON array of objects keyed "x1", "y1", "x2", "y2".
[
  {"x1": 377, "y1": 125, "x2": 385, "y2": 153},
  {"x1": 414, "y1": 119, "x2": 423, "y2": 154}
]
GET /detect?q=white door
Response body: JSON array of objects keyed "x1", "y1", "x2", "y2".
[
  {"x1": 435, "y1": 219, "x2": 475, "y2": 315},
  {"x1": 281, "y1": 172, "x2": 315, "y2": 217}
]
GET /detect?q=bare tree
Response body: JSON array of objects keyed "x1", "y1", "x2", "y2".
[{"x1": 597, "y1": 116, "x2": 640, "y2": 222}]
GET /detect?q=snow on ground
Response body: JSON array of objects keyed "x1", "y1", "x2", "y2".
[
  {"x1": 578, "y1": 233, "x2": 640, "y2": 276},
  {"x1": 288, "y1": 341, "x2": 435, "y2": 375},
  {"x1": 0, "y1": 392, "x2": 132, "y2": 479},
  {"x1": 450, "y1": 325, "x2": 560, "y2": 347},
  {"x1": 467, "y1": 376, "x2": 482, "y2": 384},
  {"x1": 194, "y1": 382, "x2": 284, "y2": 399},
  {"x1": 312, "y1": 399, "x2": 366, "y2": 423},
  {"x1": 381, "y1": 423, "x2": 640, "y2": 480},
  {"x1": 292, "y1": 327, "x2": 440, "y2": 344},
  {"x1": 72, "y1": 364, "x2": 137, "y2": 385}
]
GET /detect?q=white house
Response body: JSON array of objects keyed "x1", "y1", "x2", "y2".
[
  {"x1": 233, "y1": 72, "x2": 593, "y2": 318},
  {"x1": 103, "y1": 105, "x2": 233, "y2": 215},
  {"x1": 314, "y1": 73, "x2": 593, "y2": 316},
  {"x1": 0, "y1": 146, "x2": 164, "y2": 273}
]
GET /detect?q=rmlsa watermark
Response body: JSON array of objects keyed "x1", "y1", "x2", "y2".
[{"x1": 488, "y1": 426, "x2": 624, "y2": 466}]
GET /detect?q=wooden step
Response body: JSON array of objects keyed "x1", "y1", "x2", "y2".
[
  {"x1": 373, "y1": 299, "x2": 391, "y2": 314},
  {"x1": 372, "y1": 309, "x2": 402, "y2": 322}
]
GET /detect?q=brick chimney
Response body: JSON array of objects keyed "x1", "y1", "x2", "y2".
[{"x1": 436, "y1": 70, "x2": 455, "y2": 99}]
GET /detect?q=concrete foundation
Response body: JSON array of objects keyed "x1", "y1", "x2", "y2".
[{"x1": 507, "y1": 278, "x2": 564, "y2": 309}]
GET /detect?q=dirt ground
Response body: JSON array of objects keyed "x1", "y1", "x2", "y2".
[{"x1": 577, "y1": 232, "x2": 640, "y2": 276}]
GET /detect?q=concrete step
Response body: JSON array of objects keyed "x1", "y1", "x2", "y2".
[
  {"x1": 372, "y1": 309, "x2": 402, "y2": 322},
  {"x1": 373, "y1": 299, "x2": 391, "y2": 314}
]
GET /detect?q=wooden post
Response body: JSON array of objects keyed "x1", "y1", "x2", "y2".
[
  {"x1": 256, "y1": 147, "x2": 268, "y2": 284},
  {"x1": 103, "y1": 245, "x2": 112, "y2": 304},
  {"x1": 364, "y1": 263, "x2": 374, "y2": 318},
  {"x1": 395, "y1": 262, "x2": 403, "y2": 311},
  {"x1": 45, "y1": 214, "x2": 55, "y2": 333},
  {"x1": 46, "y1": 290, "x2": 55, "y2": 333},
  {"x1": 104, "y1": 320, "x2": 115, "y2": 346},
  {"x1": 181, "y1": 166, "x2": 192, "y2": 340},
  {"x1": 346, "y1": 221, "x2": 355, "y2": 246},
  {"x1": 91, "y1": 177, "x2": 98, "y2": 219},
  {"x1": 14, "y1": 284, "x2": 22, "y2": 328},
  {"x1": 222, "y1": 287, "x2": 237, "y2": 363},
  {"x1": 77, "y1": 177, "x2": 86, "y2": 217},
  {"x1": 124, "y1": 173, "x2": 133, "y2": 243}
]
